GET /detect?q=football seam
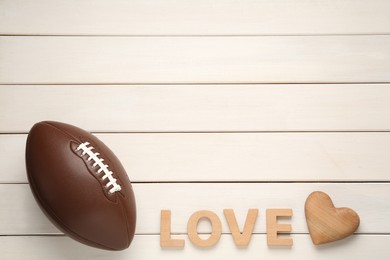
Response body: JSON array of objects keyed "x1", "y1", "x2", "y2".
[
  {"x1": 43, "y1": 121, "x2": 81, "y2": 143},
  {"x1": 118, "y1": 195, "x2": 133, "y2": 248}
]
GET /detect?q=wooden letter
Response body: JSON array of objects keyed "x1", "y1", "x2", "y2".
[
  {"x1": 266, "y1": 209, "x2": 293, "y2": 246},
  {"x1": 187, "y1": 210, "x2": 222, "y2": 247},
  {"x1": 160, "y1": 210, "x2": 185, "y2": 248},
  {"x1": 224, "y1": 208, "x2": 258, "y2": 247}
]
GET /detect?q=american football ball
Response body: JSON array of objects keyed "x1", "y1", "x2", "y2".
[{"x1": 25, "y1": 121, "x2": 136, "y2": 250}]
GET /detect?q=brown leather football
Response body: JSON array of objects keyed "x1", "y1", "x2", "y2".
[{"x1": 25, "y1": 121, "x2": 136, "y2": 250}]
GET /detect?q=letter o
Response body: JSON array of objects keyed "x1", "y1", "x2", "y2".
[{"x1": 187, "y1": 210, "x2": 222, "y2": 247}]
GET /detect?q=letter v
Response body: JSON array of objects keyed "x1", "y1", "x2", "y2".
[{"x1": 224, "y1": 209, "x2": 258, "y2": 247}]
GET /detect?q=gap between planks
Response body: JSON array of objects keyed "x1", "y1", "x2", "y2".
[
  {"x1": 2, "y1": 131, "x2": 390, "y2": 135},
  {"x1": 2, "y1": 82, "x2": 390, "y2": 86},
  {"x1": 1, "y1": 233, "x2": 390, "y2": 237},
  {"x1": 2, "y1": 181, "x2": 390, "y2": 185},
  {"x1": 2, "y1": 34, "x2": 390, "y2": 37}
]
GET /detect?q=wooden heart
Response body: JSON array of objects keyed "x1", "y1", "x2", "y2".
[{"x1": 305, "y1": 191, "x2": 360, "y2": 245}]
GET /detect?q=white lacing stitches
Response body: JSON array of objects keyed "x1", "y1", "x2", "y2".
[{"x1": 75, "y1": 142, "x2": 122, "y2": 194}]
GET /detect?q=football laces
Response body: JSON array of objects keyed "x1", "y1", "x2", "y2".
[{"x1": 75, "y1": 142, "x2": 122, "y2": 194}]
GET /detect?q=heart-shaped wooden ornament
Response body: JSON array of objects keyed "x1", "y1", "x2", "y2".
[{"x1": 305, "y1": 191, "x2": 360, "y2": 245}]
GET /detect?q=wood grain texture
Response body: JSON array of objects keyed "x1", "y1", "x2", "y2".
[
  {"x1": 305, "y1": 191, "x2": 360, "y2": 245},
  {"x1": 1, "y1": 235, "x2": 390, "y2": 260},
  {"x1": 187, "y1": 210, "x2": 222, "y2": 247},
  {"x1": 2, "y1": 132, "x2": 390, "y2": 183},
  {"x1": 266, "y1": 209, "x2": 293, "y2": 246},
  {"x1": 2, "y1": 85, "x2": 390, "y2": 132},
  {"x1": 1, "y1": 183, "x2": 389, "y2": 235},
  {"x1": 1, "y1": 0, "x2": 389, "y2": 257},
  {"x1": 160, "y1": 210, "x2": 185, "y2": 248},
  {"x1": 1, "y1": 0, "x2": 389, "y2": 35},
  {"x1": 1, "y1": 36, "x2": 390, "y2": 84},
  {"x1": 224, "y1": 209, "x2": 258, "y2": 247}
]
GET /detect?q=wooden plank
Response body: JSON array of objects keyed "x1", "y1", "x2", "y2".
[
  {"x1": 1, "y1": 37, "x2": 390, "y2": 84},
  {"x1": 1, "y1": 0, "x2": 390, "y2": 35},
  {"x1": 1, "y1": 235, "x2": 390, "y2": 259},
  {"x1": 1, "y1": 183, "x2": 389, "y2": 235},
  {"x1": 2, "y1": 132, "x2": 390, "y2": 183},
  {"x1": 2, "y1": 85, "x2": 390, "y2": 132}
]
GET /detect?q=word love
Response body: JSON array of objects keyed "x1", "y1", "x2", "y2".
[{"x1": 160, "y1": 208, "x2": 293, "y2": 249}]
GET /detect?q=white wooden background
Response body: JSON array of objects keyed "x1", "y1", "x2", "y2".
[{"x1": 1, "y1": 0, "x2": 390, "y2": 259}]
